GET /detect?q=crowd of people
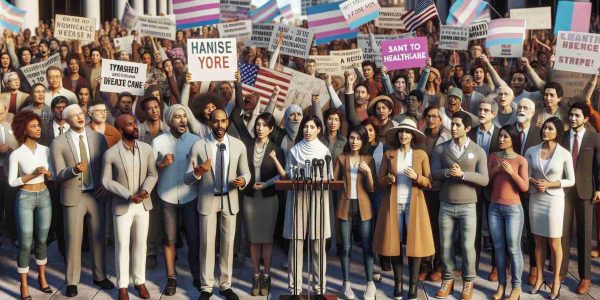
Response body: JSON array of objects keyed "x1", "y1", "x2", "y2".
[{"x1": 1, "y1": 10, "x2": 600, "y2": 300}]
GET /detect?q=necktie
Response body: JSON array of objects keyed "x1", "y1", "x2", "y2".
[
  {"x1": 59, "y1": 126, "x2": 64, "y2": 135},
  {"x1": 243, "y1": 113, "x2": 252, "y2": 124},
  {"x1": 215, "y1": 144, "x2": 223, "y2": 193},
  {"x1": 519, "y1": 130, "x2": 525, "y2": 152},
  {"x1": 79, "y1": 135, "x2": 91, "y2": 187},
  {"x1": 572, "y1": 132, "x2": 579, "y2": 165}
]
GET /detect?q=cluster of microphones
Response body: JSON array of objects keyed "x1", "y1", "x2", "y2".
[{"x1": 290, "y1": 155, "x2": 332, "y2": 181}]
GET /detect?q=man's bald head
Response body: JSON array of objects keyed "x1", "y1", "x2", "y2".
[
  {"x1": 115, "y1": 114, "x2": 134, "y2": 130},
  {"x1": 209, "y1": 109, "x2": 228, "y2": 140},
  {"x1": 209, "y1": 108, "x2": 227, "y2": 121}
]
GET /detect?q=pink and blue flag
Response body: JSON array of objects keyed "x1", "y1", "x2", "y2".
[
  {"x1": 173, "y1": 0, "x2": 220, "y2": 30},
  {"x1": 250, "y1": 0, "x2": 281, "y2": 24},
  {"x1": 307, "y1": 2, "x2": 358, "y2": 45},
  {"x1": 486, "y1": 18, "x2": 526, "y2": 47},
  {"x1": 446, "y1": 0, "x2": 482, "y2": 26},
  {"x1": 554, "y1": 1, "x2": 592, "y2": 35},
  {"x1": 0, "y1": 0, "x2": 26, "y2": 32},
  {"x1": 279, "y1": 0, "x2": 294, "y2": 20}
]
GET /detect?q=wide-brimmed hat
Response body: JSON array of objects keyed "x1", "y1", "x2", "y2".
[
  {"x1": 367, "y1": 95, "x2": 394, "y2": 115},
  {"x1": 385, "y1": 118, "x2": 426, "y2": 147}
]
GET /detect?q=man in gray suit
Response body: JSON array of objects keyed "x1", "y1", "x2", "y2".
[
  {"x1": 51, "y1": 104, "x2": 114, "y2": 297},
  {"x1": 102, "y1": 114, "x2": 158, "y2": 300},
  {"x1": 184, "y1": 109, "x2": 250, "y2": 300}
]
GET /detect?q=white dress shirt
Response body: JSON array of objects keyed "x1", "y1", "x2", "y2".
[
  {"x1": 516, "y1": 123, "x2": 531, "y2": 155},
  {"x1": 69, "y1": 129, "x2": 94, "y2": 190},
  {"x1": 208, "y1": 133, "x2": 230, "y2": 193},
  {"x1": 45, "y1": 87, "x2": 77, "y2": 106},
  {"x1": 451, "y1": 138, "x2": 470, "y2": 157},
  {"x1": 52, "y1": 120, "x2": 70, "y2": 138}
]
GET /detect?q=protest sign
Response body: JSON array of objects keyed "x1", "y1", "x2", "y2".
[
  {"x1": 510, "y1": 7, "x2": 551, "y2": 30},
  {"x1": 339, "y1": 0, "x2": 381, "y2": 29},
  {"x1": 221, "y1": 0, "x2": 251, "y2": 22},
  {"x1": 358, "y1": 32, "x2": 416, "y2": 65},
  {"x1": 554, "y1": 31, "x2": 600, "y2": 75},
  {"x1": 248, "y1": 23, "x2": 274, "y2": 48},
  {"x1": 374, "y1": 7, "x2": 405, "y2": 30},
  {"x1": 381, "y1": 37, "x2": 429, "y2": 71},
  {"x1": 331, "y1": 49, "x2": 364, "y2": 70},
  {"x1": 54, "y1": 15, "x2": 96, "y2": 43},
  {"x1": 121, "y1": 2, "x2": 137, "y2": 30},
  {"x1": 268, "y1": 24, "x2": 314, "y2": 59},
  {"x1": 217, "y1": 20, "x2": 252, "y2": 41},
  {"x1": 114, "y1": 35, "x2": 134, "y2": 54},
  {"x1": 439, "y1": 25, "x2": 469, "y2": 50},
  {"x1": 20, "y1": 54, "x2": 61, "y2": 87},
  {"x1": 469, "y1": 21, "x2": 488, "y2": 41},
  {"x1": 550, "y1": 70, "x2": 594, "y2": 98},
  {"x1": 136, "y1": 15, "x2": 176, "y2": 40},
  {"x1": 487, "y1": 19, "x2": 525, "y2": 58},
  {"x1": 100, "y1": 59, "x2": 146, "y2": 96},
  {"x1": 187, "y1": 39, "x2": 237, "y2": 81},
  {"x1": 489, "y1": 44, "x2": 523, "y2": 58},
  {"x1": 282, "y1": 67, "x2": 330, "y2": 111},
  {"x1": 309, "y1": 55, "x2": 342, "y2": 76}
]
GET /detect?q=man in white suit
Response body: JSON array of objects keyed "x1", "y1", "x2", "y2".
[{"x1": 184, "y1": 109, "x2": 250, "y2": 300}]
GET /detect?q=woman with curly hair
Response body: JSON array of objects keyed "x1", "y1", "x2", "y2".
[{"x1": 8, "y1": 110, "x2": 54, "y2": 300}]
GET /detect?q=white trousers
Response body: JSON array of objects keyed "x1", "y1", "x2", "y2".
[
  {"x1": 288, "y1": 239, "x2": 327, "y2": 294},
  {"x1": 114, "y1": 203, "x2": 149, "y2": 288}
]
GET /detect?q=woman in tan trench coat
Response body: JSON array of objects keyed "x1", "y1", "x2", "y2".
[{"x1": 372, "y1": 119, "x2": 434, "y2": 300}]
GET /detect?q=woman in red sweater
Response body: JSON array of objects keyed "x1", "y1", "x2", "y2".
[{"x1": 488, "y1": 124, "x2": 529, "y2": 300}]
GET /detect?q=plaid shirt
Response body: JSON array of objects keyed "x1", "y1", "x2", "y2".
[{"x1": 22, "y1": 104, "x2": 53, "y2": 128}]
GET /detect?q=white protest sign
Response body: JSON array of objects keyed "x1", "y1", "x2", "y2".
[
  {"x1": 374, "y1": 7, "x2": 405, "y2": 30},
  {"x1": 268, "y1": 24, "x2": 314, "y2": 59},
  {"x1": 469, "y1": 21, "x2": 488, "y2": 41},
  {"x1": 331, "y1": 49, "x2": 364, "y2": 71},
  {"x1": 309, "y1": 55, "x2": 342, "y2": 76},
  {"x1": 114, "y1": 35, "x2": 134, "y2": 54},
  {"x1": 339, "y1": 0, "x2": 381, "y2": 30},
  {"x1": 136, "y1": 15, "x2": 176, "y2": 40},
  {"x1": 554, "y1": 31, "x2": 600, "y2": 75},
  {"x1": 121, "y1": 2, "x2": 137, "y2": 30},
  {"x1": 100, "y1": 59, "x2": 146, "y2": 96},
  {"x1": 510, "y1": 7, "x2": 551, "y2": 30},
  {"x1": 282, "y1": 67, "x2": 330, "y2": 110},
  {"x1": 248, "y1": 23, "x2": 274, "y2": 48},
  {"x1": 54, "y1": 15, "x2": 96, "y2": 43},
  {"x1": 489, "y1": 44, "x2": 523, "y2": 58},
  {"x1": 20, "y1": 54, "x2": 61, "y2": 87},
  {"x1": 187, "y1": 38, "x2": 237, "y2": 81},
  {"x1": 439, "y1": 25, "x2": 469, "y2": 50},
  {"x1": 550, "y1": 70, "x2": 594, "y2": 98},
  {"x1": 217, "y1": 20, "x2": 252, "y2": 41},
  {"x1": 358, "y1": 32, "x2": 415, "y2": 65}
]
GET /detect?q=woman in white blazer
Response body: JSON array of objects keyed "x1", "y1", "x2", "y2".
[{"x1": 524, "y1": 117, "x2": 575, "y2": 299}]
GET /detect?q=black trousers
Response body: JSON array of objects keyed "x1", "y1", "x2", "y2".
[
  {"x1": 421, "y1": 190, "x2": 441, "y2": 271},
  {"x1": 560, "y1": 188, "x2": 593, "y2": 279},
  {"x1": 475, "y1": 192, "x2": 495, "y2": 270},
  {"x1": 0, "y1": 175, "x2": 17, "y2": 240},
  {"x1": 521, "y1": 192, "x2": 536, "y2": 269}
]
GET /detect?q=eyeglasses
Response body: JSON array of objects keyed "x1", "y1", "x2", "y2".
[{"x1": 93, "y1": 109, "x2": 108, "y2": 114}]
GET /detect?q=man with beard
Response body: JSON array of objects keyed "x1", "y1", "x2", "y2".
[
  {"x1": 512, "y1": 98, "x2": 542, "y2": 285},
  {"x1": 101, "y1": 114, "x2": 158, "y2": 300},
  {"x1": 184, "y1": 109, "x2": 250, "y2": 300},
  {"x1": 51, "y1": 104, "x2": 114, "y2": 297},
  {"x1": 44, "y1": 66, "x2": 77, "y2": 106}
]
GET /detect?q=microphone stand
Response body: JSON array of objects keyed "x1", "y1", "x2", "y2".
[
  {"x1": 291, "y1": 164, "x2": 299, "y2": 298},
  {"x1": 318, "y1": 160, "x2": 325, "y2": 297}
]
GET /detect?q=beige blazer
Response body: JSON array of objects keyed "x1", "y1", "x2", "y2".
[
  {"x1": 0, "y1": 91, "x2": 29, "y2": 112},
  {"x1": 0, "y1": 121, "x2": 19, "y2": 176}
]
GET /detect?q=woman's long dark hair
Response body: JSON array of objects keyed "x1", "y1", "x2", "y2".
[
  {"x1": 540, "y1": 117, "x2": 564, "y2": 142},
  {"x1": 343, "y1": 125, "x2": 369, "y2": 155},
  {"x1": 254, "y1": 112, "x2": 276, "y2": 138},
  {"x1": 499, "y1": 124, "x2": 521, "y2": 154},
  {"x1": 294, "y1": 115, "x2": 323, "y2": 144}
]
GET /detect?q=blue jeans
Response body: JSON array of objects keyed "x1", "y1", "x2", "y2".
[
  {"x1": 339, "y1": 199, "x2": 374, "y2": 282},
  {"x1": 439, "y1": 202, "x2": 477, "y2": 281},
  {"x1": 488, "y1": 202, "x2": 524, "y2": 288},
  {"x1": 15, "y1": 188, "x2": 52, "y2": 273}
]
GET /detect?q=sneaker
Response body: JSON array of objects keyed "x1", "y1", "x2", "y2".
[
  {"x1": 342, "y1": 281, "x2": 355, "y2": 300},
  {"x1": 364, "y1": 281, "x2": 376, "y2": 300}
]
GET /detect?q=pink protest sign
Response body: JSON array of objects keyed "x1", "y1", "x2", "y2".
[{"x1": 380, "y1": 37, "x2": 429, "y2": 70}]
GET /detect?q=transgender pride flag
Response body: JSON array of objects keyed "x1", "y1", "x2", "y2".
[
  {"x1": 0, "y1": 0, "x2": 26, "y2": 32},
  {"x1": 250, "y1": 0, "x2": 281, "y2": 24},
  {"x1": 446, "y1": 0, "x2": 482, "y2": 26},
  {"x1": 307, "y1": 2, "x2": 358, "y2": 45},
  {"x1": 279, "y1": 0, "x2": 294, "y2": 20},
  {"x1": 486, "y1": 18, "x2": 526, "y2": 47},
  {"x1": 173, "y1": 0, "x2": 220, "y2": 30},
  {"x1": 554, "y1": 1, "x2": 592, "y2": 35}
]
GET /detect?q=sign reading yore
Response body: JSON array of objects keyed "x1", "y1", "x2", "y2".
[
  {"x1": 439, "y1": 25, "x2": 469, "y2": 50},
  {"x1": 187, "y1": 38, "x2": 237, "y2": 81},
  {"x1": 54, "y1": 15, "x2": 96, "y2": 43},
  {"x1": 100, "y1": 59, "x2": 147, "y2": 96},
  {"x1": 268, "y1": 24, "x2": 314, "y2": 59},
  {"x1": 20, "y1": 54, "x2": 61, "y2": 86}
]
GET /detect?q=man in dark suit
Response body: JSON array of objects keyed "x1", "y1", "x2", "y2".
[
  {"x1": 467, "y1": 98, "x2": 500, "y2": 280},
  {"x1": 513, "y1": 98, "x2": 542, "y2": 285},
  {"x1": 0, "y1": 102, "x2": 18, "y2": 244},
  {"x1": 559, "y1": 102, "x2": 600, "y2": 294}
]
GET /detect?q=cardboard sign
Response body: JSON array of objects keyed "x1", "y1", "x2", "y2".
[
  {"x1": 339, "y1": 0, "x2": 381, "y2": 29},
  {"x1": 268, "y1": 24, "x2": 314, "y2": 59},
  {"x1": 121, "y1": 2, "x2": 137, "y2": 30},
  {"x1": 550, "y1": 70, "x2": 594, "y2": 98},
  {"x1": 217, "y1": 20, "x2": 252, "y2": 41},
  {"x1": 510, "y1": 7, "x2": 551, "y2": 30},
  {"x1": 357, "y1": 32, "x2": 416, "y2": 65},
  {"x1": 331, "y1": 49, "x2": 364, "y2": 70},
  {"x1": 554, "y1": 31, "x2": 600, "y2": 75},
  {"x1": 282, "y1": 67, "x2": 330, "y2": 111},
  {"x1": 136, "y1": 15, "x2": 176, "y2": 40},
  {"x1": 100, "y1": 59, "x2": 146, "y2": 96},
  {"x1": 374, "y1": 7, "x2": 406, "y2": 30},
  {"x1": 381, "y1": 37, "x2": 428, "y2": 71},
  {"x1": 19, "y1": 54, "x2": 61, "y2": 87},
  {"x1": 439, "y1": 25, "x2": 469, "y2": 50},
  {"x1": 309, "y1": 55, "x2": 342, "y2": 76},
  {"x1": 469, "y1": 21, "x2": 488, "y2": 41},
  {"x1": 187, "y1": 38, "x2": 237, "y2": 81},
  {"x1": 248, "y1": 23, "x2": 274, "y2": 48},
  {"x1": 114, "y1": 35, "x2": 134, "y2": 54},
  {"x1": 54, "y1": 15, "x2": 96, "y2": 43}
]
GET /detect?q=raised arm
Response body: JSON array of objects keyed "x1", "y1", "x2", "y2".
[
  {"x1": 381, "y1": 65, "x2": 393, "y2": 94},
  {"x1": 324, "y1": 74, "x2": 344, "y2": 109},
  {"x1": 310, "y1": 93, "x2": 324, "y2": 123},
  {"x1": 520, "y1": 57, "x2": 545, "y2": 91},
  {"x1": 417, "y1": 59, "x2": 432, "y2": 92},
  {"x1": 268, "y1": 31, "x2": 283, "y2": 70},
  {"x1": 344, "y1": 71, "x2": 360, "y2": 127},
  {"x1": 481, "y1": 54, "x2": 508, "y2": 89},
  {"x1": 263, "y1": 85, "x2": 281, "y2": 114}
]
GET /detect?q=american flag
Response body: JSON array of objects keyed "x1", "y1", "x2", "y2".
[
  {"x1": 238, "y1": 63, "x2": 291, "y2": 109},
  {"x1": 400, "y1": 0, "x2": 439, "y2": 32}
]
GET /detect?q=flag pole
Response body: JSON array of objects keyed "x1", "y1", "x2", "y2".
[{"x1": 483, "y1": 1, "x2": 503, "y2": 19}]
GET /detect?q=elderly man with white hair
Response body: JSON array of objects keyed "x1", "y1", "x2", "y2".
[
  {"x1": 50, "y1": 104, "x2": 114, "y2": 297},
  {"x1": 151, "y1": 104, "x2": 201, "y2": 296},
  {"x1": 493, "y1": 86, "x2": 518, "y2": 128},
  {"x1": 0, "y1": 71, "x2": 29, "y2": 114}
]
